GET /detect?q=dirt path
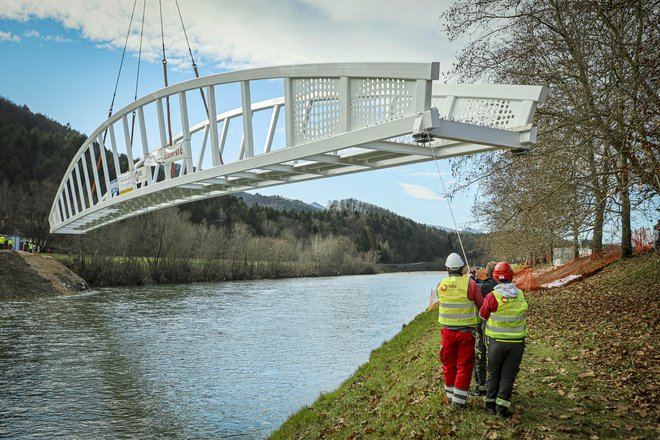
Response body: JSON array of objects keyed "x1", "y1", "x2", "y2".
[{"x1": 0, "y1": 250, "x2": 88, "y2": 296}]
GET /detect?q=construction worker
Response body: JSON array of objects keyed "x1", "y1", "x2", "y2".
[
  {"x1": 0, "y1": 235, "x2": 5, "y2": 250},
  {"x1": 7, "y1": 238, "x2": 14, "y2": 251},
  {"x1": 437, "y1": 252, "x2": 484, "y2": 408},
  {"x1": 471, "y1": 261, "x2": 498, "y2": 397},
  {"x1": 480, "y1": 262, "x2": 528, "y2": 418},
  {"x1": 28, "y1": 241, "x2": 34, "y2": 253}
]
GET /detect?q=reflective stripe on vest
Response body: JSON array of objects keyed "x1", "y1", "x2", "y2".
[
  {"x1": 437, "y1": 275, "x2": 478, "y2": 326},
  {"x1": 485, "y1": 287, "x2": 528, "y2": 339}
]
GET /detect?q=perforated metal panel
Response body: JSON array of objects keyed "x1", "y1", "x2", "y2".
[
  {"x1": 351, "y1": 78, "x2": 415, "y2": 129},
  {"x1": 291, "y1": 78, "x2": 340, "y2": 144},
  {"x1": 445, "y1": 98, "x2": 519, "y2": 128}
]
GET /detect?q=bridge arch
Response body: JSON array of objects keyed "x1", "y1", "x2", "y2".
[{"x1": 49, "y1": 62, "x2": 547, "y2": 234}]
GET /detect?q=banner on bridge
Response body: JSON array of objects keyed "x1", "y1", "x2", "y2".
[{"x1": 144, "y1": 142, "x2": 185, "y2": 166}]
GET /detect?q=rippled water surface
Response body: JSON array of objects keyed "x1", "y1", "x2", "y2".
[{"x1": 0, "y1": 272, "x2": 444, "y2": 439}]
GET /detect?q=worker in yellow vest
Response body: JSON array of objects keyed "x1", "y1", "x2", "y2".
[
  {"x1": 0, "y1": 235, "x2": 5, "y2": 249},
  {"x1": 480, "y1": 262, "x2": 528, "y2": 418},
  {"x1": 437, "y1": 252, "x2": 484, "y2": 408},
  {"x1": 7, "y1": 238, "x2": 14, "y2": 250}
]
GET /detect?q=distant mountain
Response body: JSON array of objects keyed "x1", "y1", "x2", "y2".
[
  {"x1": 237, "y1": 192, "x2": 324, "y2": 213},
  {"x1": 430, "y1": 224, "x2": 482, "y2": 235}
]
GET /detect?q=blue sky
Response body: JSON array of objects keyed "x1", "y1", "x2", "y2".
[{"x1": 0, "y1": 1, "x2": 483, "y2": 230}]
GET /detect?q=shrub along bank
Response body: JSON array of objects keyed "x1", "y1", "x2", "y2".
[
  {"x1": 54, "y1": 251, "x2": 379, "y2": 286},
  {"x1": 270, "y1": 253, "x2": 659, "y2": 439}
]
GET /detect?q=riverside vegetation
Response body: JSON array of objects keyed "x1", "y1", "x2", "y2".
[
  {"x1": 270, "y1": 253, "x2": 659, "y2": 440},
  {"x1": 52, "y1": 196, "x2": 482, "y2": 286}
]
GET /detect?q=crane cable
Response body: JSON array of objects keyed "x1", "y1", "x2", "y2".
[
  {"x1": 159, "y1": 0, "x2": 175, "y2": 179},
  {"x1": 130, "y1": 0, "x2": 147, "y2": 147},
  {"x1": 90, "y1": 0, "x2": 138, "y2": 206},
  {"x1": 174, "y1": 0, "x2": 224, "y2": 165},
  {"x1": 108, "y1": 0, "x2": 139, "y2": 122},
  {"x1": 430, "y1": 146, "x2": 471, "y2": 273}
]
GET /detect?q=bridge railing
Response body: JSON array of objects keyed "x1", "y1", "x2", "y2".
[{"x1": 49, "y1": 63, "x2": 439, "y2": 232}]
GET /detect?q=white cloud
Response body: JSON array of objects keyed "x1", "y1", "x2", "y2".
[
  {"x1": 0, "y1": 30, "x2": 21, "y2": 42},
  {"x1": 0, "y1": 0, "x2": 457, "y2": 70},
  {"x1": 22, "y1": 28, "x2": 71, "y2": 43},
  {"x1": 398, "y1": 183, "x2": 443, "y2": 201}
]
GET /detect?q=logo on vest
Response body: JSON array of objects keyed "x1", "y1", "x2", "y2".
[{"x1": 440, "y1": 285, "x2": 448, "y2": 291}]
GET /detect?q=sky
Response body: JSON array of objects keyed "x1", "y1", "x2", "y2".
[{"x1": 0, "y1": 0, "x2": 485, "y2": 230}]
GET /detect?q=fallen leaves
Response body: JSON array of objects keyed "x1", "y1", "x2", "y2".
[{"x1": 529, "y1": 254, "x2": 660, "y2": 424}]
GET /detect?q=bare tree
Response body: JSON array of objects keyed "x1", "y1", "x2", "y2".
[{"x1": 442, "y1": 0, "x2": 659, "y2": 258}]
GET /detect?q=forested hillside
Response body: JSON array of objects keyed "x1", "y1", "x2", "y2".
[
  {"x1": 179, "y1": 195, "x2": 482, "y2": 265},
  {"x1": 0, "y1": 97, "x2": 87, "y2": 243},
  {"x1": 0, "y1": 96, "x2": 485, "y2": 285}
]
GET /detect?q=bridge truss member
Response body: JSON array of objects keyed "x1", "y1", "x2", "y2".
[
  {"x1": 480, "y1": 262, "x2": 529, "y2": 418},
  {"x1": 436, "y1": 252, "x2": 484, "y2": 408}
]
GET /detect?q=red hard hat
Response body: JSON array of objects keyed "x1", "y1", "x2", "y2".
[{"x1": 493, "y1": 262, "x2": 514, "y2": 281}]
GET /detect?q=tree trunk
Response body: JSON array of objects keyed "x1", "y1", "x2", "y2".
[
  {"x1": 592, "y1": 191, "x2": 605, "y2": 254},
  {"x1": 572, "y1": 217, "x2": 580, "y2": 259},
  {"x1": 619, "y1": 151, "x2": 633, "y2": 258}
]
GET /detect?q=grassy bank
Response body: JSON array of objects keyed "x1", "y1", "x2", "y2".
[{"x1": 271, "y1": 253, "x2": 659, "y2": 439}]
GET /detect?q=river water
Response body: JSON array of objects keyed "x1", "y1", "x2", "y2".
[{"x1": 0, "y1": 272, "x2": 444, "y2": 439}]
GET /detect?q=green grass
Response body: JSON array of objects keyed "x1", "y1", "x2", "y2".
[{"x1": 270, "y1": 253, "x2": 659, "y2": 439}]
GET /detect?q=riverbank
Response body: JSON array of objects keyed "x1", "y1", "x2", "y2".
[
  {"x1": 51, "y1": 254, "x2": 441, "y2": 287},
  {"x1": 51, "y1": 253, "x2": 382, "y2": 286},
  {"x1": 0, "y1": 251, "x2": 88, "y2": 296},
  {"x1": 270, "y1": 253, "x2": 659, "y2": 439}
]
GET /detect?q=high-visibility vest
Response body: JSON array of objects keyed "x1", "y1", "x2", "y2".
[
  {"x1": 0, "y1": 236, "x2": 5, "y2": 245},
  {"x1": 437, "y1": 275, "x2": 479, "y2": 327},
  {"x1": 485, "y1": 287, "x2": 528, "y2": 339}
]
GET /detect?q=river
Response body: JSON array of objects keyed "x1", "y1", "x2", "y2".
[{"x1": 0, "y1": 271, "x2": 444, "y2": 439}]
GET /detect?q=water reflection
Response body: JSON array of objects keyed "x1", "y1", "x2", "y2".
[{"x1": 0, "y1": 272, "x2": 443, "y2": 439}]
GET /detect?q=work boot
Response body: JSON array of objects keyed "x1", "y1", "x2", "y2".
[
  {"x1": 495, "y1": 405, "x2": 509, "y2": 418},
  {"x1": 485, "y1": 401, "x2": 496, "y2": 415},
  {"x1": 451, "y1": 401, "x2": 466, "y2": 410},
  {"x1": 470, "y1": 386, "x2": 486, "y2": 397}
]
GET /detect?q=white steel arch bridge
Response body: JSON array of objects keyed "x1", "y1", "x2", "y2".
[{"x1": 49, "y1": 62, "x2": 547, "y2": 234}]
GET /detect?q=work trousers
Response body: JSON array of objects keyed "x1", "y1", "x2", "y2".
[
  {"x1": 473, "y1": 324, "x2": 487, "y2": 390},
  {"x1": 486, "y1": 337, "x2": 525, "y2": 408},
  {"x1": 440, "y1": 327, "x2": 475, "y2": 405}
]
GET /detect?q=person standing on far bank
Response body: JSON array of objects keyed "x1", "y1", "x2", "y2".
[
  {"x1": 437, "y1": 252, "x2": 484, "y2": 408},
  {"x1": 480, "y1": 262, "x2": 528, "y2": 418}
]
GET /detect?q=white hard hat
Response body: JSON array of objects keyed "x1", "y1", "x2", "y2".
[{"x1": 445, "y1": 252, "x2": 465, "y2": 269}]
